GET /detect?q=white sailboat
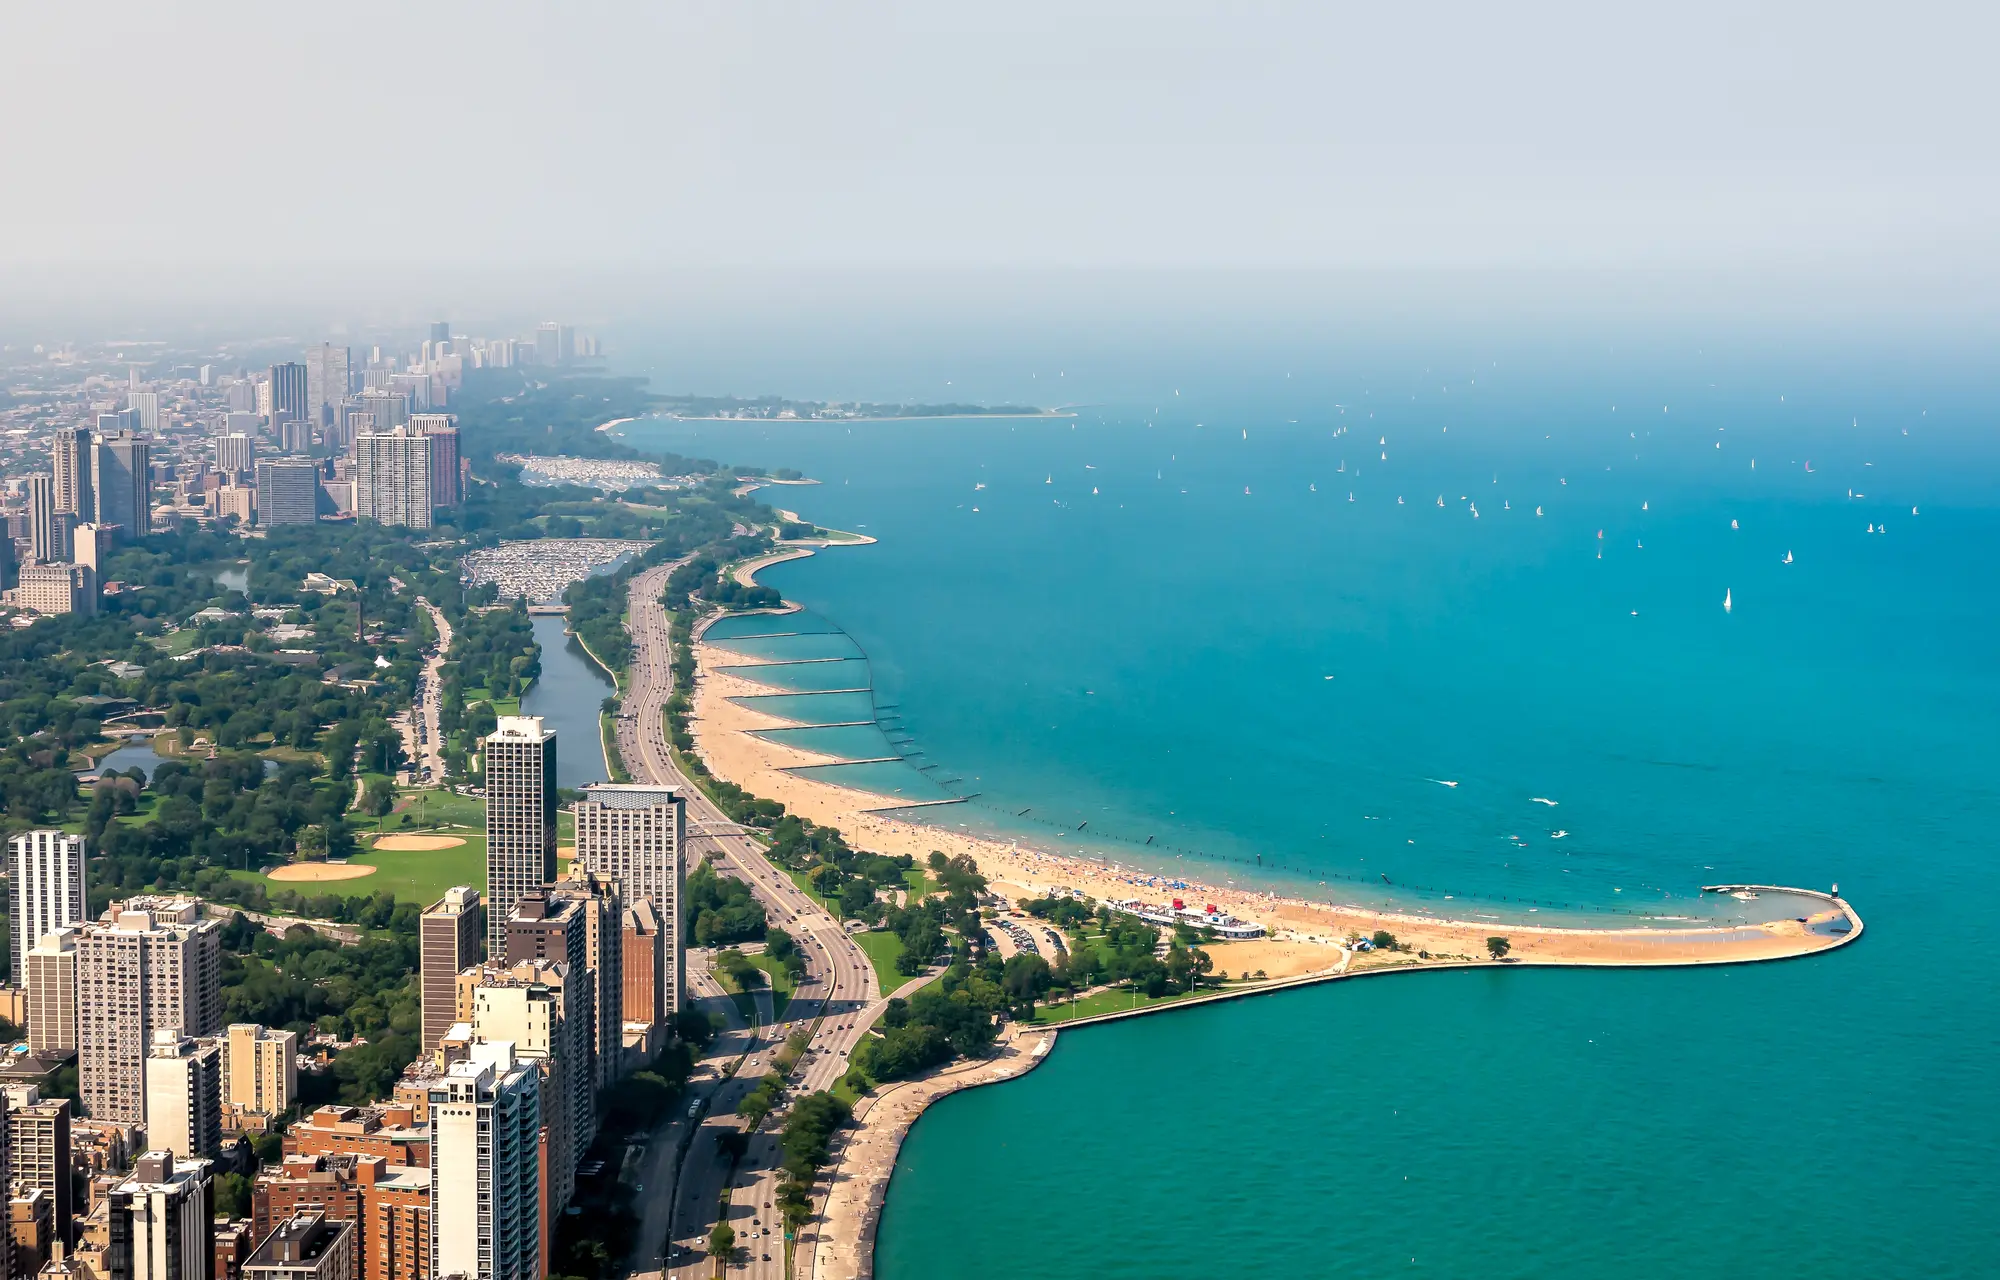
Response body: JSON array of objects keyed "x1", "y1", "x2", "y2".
[
  {"x1": 1535, "y1": 505, "x2": 1543, "y2": 516},
  {"x1": 1783, "y1": 550, "x2": 1793, "y2": 564},
  {"x1": 1723, "y1": 588, "x2": 1732, "y2": 613}
]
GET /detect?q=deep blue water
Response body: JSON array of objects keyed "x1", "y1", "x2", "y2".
[{"x1": 619, "y1": 315, "x2": 2000, "y2": 1273}]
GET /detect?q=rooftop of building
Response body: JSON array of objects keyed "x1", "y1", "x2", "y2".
[
  {"x1": 245, "y1": 1214, "x2": 350, "y2": 1269},
  {"x1": 577, "y1": 783, "x2": 681, "y2": 807}
]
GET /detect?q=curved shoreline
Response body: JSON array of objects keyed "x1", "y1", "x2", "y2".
[
  {"x1": 689, "y1": 544, "x2": 1868, "y2": 1280},
  {"x1": 814, "y1": 902, "x2": 1864, "y2": 1280},
  {"x1": 691, "y1": 576, "x2": 1860, "y2": 968}
]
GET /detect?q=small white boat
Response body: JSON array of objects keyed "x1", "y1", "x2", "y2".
[
  {"x1": 1723, "y1": 588, "x2": 1732, "y2": 613},
  {"x1": 1730, "y1": 519, "x2": 1739, "y2": 529},
  {"x1": 1783, "y1": 550, "x2": 1793, "y2": 564},
  {"x1": 1535, "y1": 505, "x2": 1543, "y2": 517}
]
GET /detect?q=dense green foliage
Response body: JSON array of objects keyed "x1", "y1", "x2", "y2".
[
  {"x1": 215, "y1": 912, "x2": 421, "y2": 1103},
  {"x1": 683, "y1": 861, "x2": 769, "y2": 945},
  {"x1": 775, "y1": 1091, "x2": 853, "y2": 1228}
]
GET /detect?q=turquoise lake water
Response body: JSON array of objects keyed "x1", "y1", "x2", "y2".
[{"x1": 621, "y1": 317, "x2": 2000, "y2": 1273}]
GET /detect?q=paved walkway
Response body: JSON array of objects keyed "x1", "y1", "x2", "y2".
[{"x1": 806, "y1": 1025, "x2": 1058, "y2": 1280}]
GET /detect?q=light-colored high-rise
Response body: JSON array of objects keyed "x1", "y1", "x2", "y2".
[
  {"x1": 8, "y1": 829, "x2": 86, "y2": 981},
  {"x1": 420, "y1": 888, "x2": 481, "y2": 1053},
  {"x1": 107, "y1": 1150, "x2": 213, "y2": 1280},
  {"x1": 352, "y1": 430, "x2": 432, "y2": 529},
  {"x1": 573, "y1": 783, "x2": 683, "y2": 913},
  {"x1": 72, "y1": 524, "x2": 115, "y2": 573},
  {"x1": 428, "y1": 1041, "x2": 539, "y2": 1280},
  {"x1": 14, "y1": 563, "x2": 96, "y2": 616},
  {"x1": 51, "y1": 427, "x2": 93, "y2": 517},
  {"x1": 4, "y1": 1085, "x2": 73, "y2": 1246},
  {"x1": 143, "y1": 1030, "x2": 221, "y2": 1161},
  {"x1": 481, "y1": 717, "x2": 556, "y2": 958},
  {"x1": 76, "y1": 899, "x2": 222, "y2": 1124},
  {"x1": 24, "y1": 928, "x2": 79, "y2": 1053},
  {"x1": 214, "y1": 434, "x2": 256, "y2": 476},
  {"x1": 126, "y1": 391, "x2": 159, "y2": 434},
  {"x1": 224, "y1": 1023, "x2": 297, "y2": 1117},
  {"x1": 466, "y1": 959, "x2": 589, "y2": 1249},
  {"x1": 91, "y1": 432, "x2": 150, "y2": 534},
  {"x1": 256, "y1": 459, "x2": 321, "y2": 527},
  {"x1": 305, "y1": 344, "x2": 352, "y2": 428}
]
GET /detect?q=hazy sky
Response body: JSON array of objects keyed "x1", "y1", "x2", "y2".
[{"x1": 2, "y1": 2, "x2": 1995, "y2": 277}]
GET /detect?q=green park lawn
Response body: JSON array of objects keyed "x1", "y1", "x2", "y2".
[
  {"x1": 1028, "y1": 985, "x2": 1214, "y2": 1025},
  {"x1": 743, "y1": 952, "x2": 795, "y2": 1021},
  {"x1": 391, "y1": 787, "x2": 486, "y2": 830},
  {"x1": 850, "y1": 929, "x2": 906, "y2": 998}
]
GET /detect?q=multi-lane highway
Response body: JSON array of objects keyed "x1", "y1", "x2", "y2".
[
  {"x1": 617, "y1": 562, "x2": 885, "y2": 1279},
  {"x1": 408, "y1": 598, "x2": 452, "y2": 783}
]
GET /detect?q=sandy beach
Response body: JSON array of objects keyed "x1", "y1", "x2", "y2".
[{"x1": 688, "y1": 630, "x2": 1860, "y2": 975}]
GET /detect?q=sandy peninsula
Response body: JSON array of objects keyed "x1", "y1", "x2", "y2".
[{"x1": 688, "y1": 614, "x2": 1861, "y2": 975}]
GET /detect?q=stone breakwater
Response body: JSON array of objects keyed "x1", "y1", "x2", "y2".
[{"x1": 808, "y1": 1026, "x2": 1058, "y2": 1280}]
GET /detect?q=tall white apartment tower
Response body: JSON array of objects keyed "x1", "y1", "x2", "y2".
[
  {"x1": 352, "y1": 429, "x2": 433, "y2": 529},
  {"x1": 481, "y1": 717, "x2": 556, "y2": 959},
  {"x1": 142, "y1": 1031, "x2": 222, "y2": 1161},
  {"x1": 573, "y1": 785, "x2": 683, "y2": 1017},
  {"x1": 8, "y1": 829, "x2": 85, "y2": 982},
  {"x1": 428, "y1": 1041, "x2": 540, "y2": 1280},
  {"x1": 76, "y1": 899, "x2": 222, "y2": 1124}
]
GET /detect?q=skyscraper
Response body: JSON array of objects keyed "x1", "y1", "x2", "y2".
[
  {"x1": 14, "y1": 563, "x2": 96, "y2": 616},
  {"x1": 268, "y1": 362, "x2": 309, "y2": 425},
  {"x1": 24, "y1": 475, "x2": 69, "y2": 564},
  {"x1": 51, "y1": 427, "x2": 92, "y2": 518},
  {"x1": 106, "y1": 1151, "x2": 214, "y2": 1280},
  {"x1": 466, "y1": 959, "x2": 588, "y2": 1234},
  {"x1": 91, "y1": 432, "x2": 151, "y2": 535},
  {"x1": 573, "y1": 784, "x2": 684, "y2": 914},
  {"x1": 420, "y1": 888, "x2": 481, "y2": 1053},
  {"x1": 552, "y1": 871, "x2": 623, "y2": 1088},
  {"x1": 408, "y1": 415, "x2": 461, "y2": 508},
  {"x1": 533, "y1": 324, "x2": 563, "y2": 365},
  {"x1": 7, "y1": 828, "x2": 85, "y2": 981},
  {"x1": 305, "y1": 344, "x2": 352, "y2": 428},
  {"x1": 76, "y1": 898, "x2": 222, "y2": 1123},
  {"x1": 359, "y1": 389, "x2": 407, "y2": 431},
  {"x1": 4, "y1": 1085, "x2": 73, "y2": 1246},
  {"x1": 504, "y1": 894, "x2": 600, "y2": 1100},
  {"x1": 214, "y1": 434, "x2": 256, "y2": 477},
  {"x1": 429, "y1": 321, "x2": 451, "y2": 345},
  {"x1": 255, "y1": 459, "x2": 321, "y2": 526},
  {"x1": 428, "y1": 1043, "x2": 539, "y2": 1280},
  {"x1": 352, "y1": 430, "x2": 433, "y2": 529},
  {"x1": 24, "y1": 928, "x2": 79, "y2": 1053},
  {"x1": 223, "y1": 1024, "x2": 297, "y2": 1117},
  {"x1": 143, "y1": 1030, "x2": 222, "y2": 1161},
  {"x1": 126, "y1": 391, "x2": 160, "y2": 434},
  {"x1": 481, "y1": 718, "x2": 556, "y2": 958}
]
